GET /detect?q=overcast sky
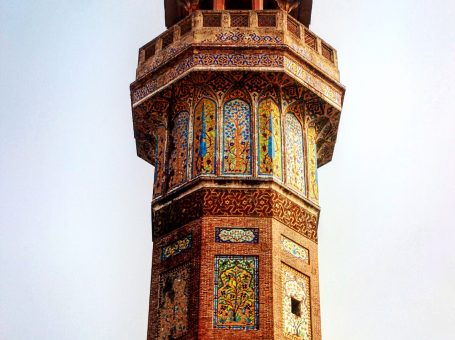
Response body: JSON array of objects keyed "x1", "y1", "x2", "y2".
[{"x1": 1, "y1": 0, "x2": 455, "y2": 339}]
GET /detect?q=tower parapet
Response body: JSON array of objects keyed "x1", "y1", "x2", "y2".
[{"x1": 130, "y1": 1, "x2": 344, "y2": 339}]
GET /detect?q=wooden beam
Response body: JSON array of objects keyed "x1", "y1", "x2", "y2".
[
  {"x1": 253, "y1": 0, "x2": 263, "y2": 10},
  {"x1": 214, "y1": 0, "x2": 224, "y2": 10}
]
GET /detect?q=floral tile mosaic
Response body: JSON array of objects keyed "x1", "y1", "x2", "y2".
[
  {"x1": 214, "y1": 256, "x2": 259, "y2": 330},
  {"x1": 258, "y1": 98, "x2": 282, "y2": 178},
  {"x1": 285, "y1": 113, "x2": 305, "y2": 194},
  {"x1": 281, "y1": 236, "x2": 309, "y2": 264},
  {"x1": 161, "y1": 234, "x2": 192, "y2": 261},
  {"x1": 215, "y1": 227, "x2": 259, "y2": 243},
  {"x1": 193, "y1": 98, "x2": 217, "y2": 176},
  {"x1": 222, "y1": 99, "x2": 252, "y2": 175},
  {"x1": 281, "y1": 263, "x2": 311, "y2": 340}
]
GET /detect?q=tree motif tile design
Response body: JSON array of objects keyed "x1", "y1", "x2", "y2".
[
  {"x1": 258, "y1": 98, "x2": 282, "y2": 179},
  {"x1": 223, "y1": 99, "x2": 252, "y2": 175},
  {"x1": 281, "y1": 263, "x2": 311, "y2": 340},
  {"x1": 193, "y1": 98, "x2": 216, "y2": 177},
  {"x1": 215, "y1": 228, "x2": 259, "y2": 243},
  {"x1": 307, "y1": 126, "x2": 319, "y2": 202},
  {"x1": 169, "y1": 111, "x2": 189, "y2": 189},
  {"x1": 285, "y1": 113, "x2": 305, "y2": 194},
  {"x1": 161, "y1": 234, "x2": 192, "y2": 261},
  {"x1": 281, "y1": 236, "x2": 309, "y2": 264},
  {"x1": 214, "y1": 256, "x2": 259, "y2": 330},
  {"x1": 158, "y1": 263, "x2": 191, "y2": 339}
]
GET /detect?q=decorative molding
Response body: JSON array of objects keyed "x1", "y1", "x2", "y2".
[
  {"x1": 202, "y1": 31, "x2": 283, "y2": 45},
  {"x1": 284, "y1": 56, "x2": 342, "y2": 109},
  {"x1": 152, "y1": 187, "x2": 318, "y2": 242},
  {"x1": 132, "y1": 51, "x2": 284, "y2": 104}
]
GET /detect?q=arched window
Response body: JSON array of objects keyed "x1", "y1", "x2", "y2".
[
  {"x1": 169, "y1": 111, "x2": 189, "y2": 188},
  {"x1": 223, "y1": 99, "x2": 252, "y2": 175},
  {"x1": 193, "y1": 98, "x2": 217, "y2": 177},
  {"x1": 258, "y1": 98, "x2": 282, "y2": 178},
  {"x1": 285, "y1": 113, "x2": 305, "y2": 193},
  {"x1": 225, "y1": 0, "x2": 252, "y2": 10}
]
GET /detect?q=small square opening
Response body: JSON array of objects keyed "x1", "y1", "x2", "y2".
[{"x1": 291, "y1": 297, "x2": 301, "y2": 317}]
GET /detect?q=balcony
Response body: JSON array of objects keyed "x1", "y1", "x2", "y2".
[{"x1": 136, "y1": 10, "x2": 340, "y2": 83}]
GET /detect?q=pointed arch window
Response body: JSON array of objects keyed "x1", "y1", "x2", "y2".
[
  {"x1": 284, "y1": 113, "x2": 305, "y2": 193},
  {"x1": 223, "y1": 99, "x2": 252, "y2": 175},
  {"x1": 193, "y1": 98, "x2": 217, "y2": 177},
  {"x1": 307, "y1": 126, "x2": 319, "y2": 202},
  {"x1": 258, "y1": 98, "x2": 282, "y2": 179},
  {"x1": 169, "y1": 111, "x2": 189, "y2": 188}
]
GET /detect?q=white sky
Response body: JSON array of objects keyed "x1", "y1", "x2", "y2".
[{"x1": 1, "y1": 0, "x2": 454, "y2": 339}]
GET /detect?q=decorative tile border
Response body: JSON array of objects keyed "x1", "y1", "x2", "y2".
[
  {"x1": 281, "y1": 236, "x2": 309, "y2": 264},
  {"x1": 215, "y1": 227, "x2": 259, "y2": 243},
  {"x1": 132, "y1": 51, "x2": 284, "y2": 104},
  {"x1": 214, "y1": 255, "x2": 259, "y2": 330},
  {"x1": 161, "y1": 234, "x2": 192, "y2": 261}
]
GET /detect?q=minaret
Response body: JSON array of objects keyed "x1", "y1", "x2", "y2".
[{"x1": 130, "y1": 1, "x2": 345, "y2": 339}]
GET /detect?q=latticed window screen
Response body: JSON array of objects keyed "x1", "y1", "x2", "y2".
[
  {"x1": 257, "y1": 13, "x2": 277, "y2": 27},
  {"x1": 203, "y1": 13, "x2": 222, "y2": 27},
  {"x1": 304, "y1": 30, "x2": 317, "y2": 50},
  {"x1": 161, "y1": 31, "x2": 174, "y2": 49},
  {"x1": 322, "y1": 43, "x2": 334, "y2": 62},
  {"x1": 287, "y1": 16, "x2": 300, "y2": 38},
  {"x1": 230, "y1": 13, "x2": 249, "y2": 27},
  {"x1": 144, "y1": 43, "x2": 155, "y2": 60},
  {"x1": 179, "y1": 16, "x2": 192, "y2": 37}
]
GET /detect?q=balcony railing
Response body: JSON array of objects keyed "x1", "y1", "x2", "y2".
[{"x1": 138, "y1": 10, "x2": 339, "y2": 80}]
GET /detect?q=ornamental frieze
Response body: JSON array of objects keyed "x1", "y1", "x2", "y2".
[{"x1": 152, "y1": 187, "x2": 318, "y2": 242}]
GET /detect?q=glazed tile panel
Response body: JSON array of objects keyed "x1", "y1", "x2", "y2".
[
  {"x1": 307, "y1": 126, "x2": 319, "y2": 202},
  {"x1": 281, "y1": 263, "x2": 311, "y2": 340},
  {"x1": 281, "y1": 236, "x2": 309, "y2": 264},
  {"x1": 214, "y1": 256, "x2": 259, "y2": 330},
  {"x1": 222, "y1": 99, "x2": 252, "y2": 175},
  {"x1": 158, "y1": 263, "x2": 191, "y2": 339},
  {"x1": 215, "y1": 227, "x2": 259, "y2": 243},
  {"x1": 169, "y1": 111, "x2": 189, "y2": 189},
  {"x1": 285, "y1": 113, "x2": 306, "y2": 193},
  {"x1": 161, "y1": 234, "x2": 192, "y2": 261},
  {"x1": 193, "y1": 98, "x2": 217, "y2": 177},
  {"x1": 258, "y1": 98, "x2": 282, "y2": 179}
]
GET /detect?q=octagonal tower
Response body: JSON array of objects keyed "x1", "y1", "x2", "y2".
[{"x1": 130, "y1": 1, "x2": 345, "y2": 339}]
